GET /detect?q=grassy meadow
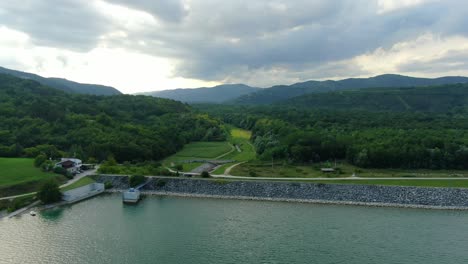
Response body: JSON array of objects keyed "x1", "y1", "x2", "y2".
[
  {"x1": 211, "y1": 128, "x2": 257, "y2": 174},
  {"x1": 0, "y1": 158, "x2": 66, "y2": 197},
  {"x1": 162, "y1": 141, "x2": 234, "y2": 171}
]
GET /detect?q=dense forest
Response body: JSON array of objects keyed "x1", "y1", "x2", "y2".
[
  {"x1": 196, "y1": 83, "x2": 468, "y2": 170},
  {"x1": 0, "y1": 74, "x2": 226, "y2": 162}
]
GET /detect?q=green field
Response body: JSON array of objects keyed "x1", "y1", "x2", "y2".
[
  {"x1": 0, "y1": 158, "x2": 59, "y2": 187},
  {"x1": 162, "y1": 128, "x2": 256, "y2": 174},
  {"x1": 0, "y1": 158, "x2": 66, "y2": 197},
  {"x1": 211, "y1": 128, "x2": 256, "y2": 174},
  {"x1": 163, "y1": 141, "x2": 233, "y2": 168}
]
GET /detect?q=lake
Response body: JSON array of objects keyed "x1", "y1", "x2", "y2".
[{"x1": 1, "y1": 194, "x2": 468, "y2": 264}]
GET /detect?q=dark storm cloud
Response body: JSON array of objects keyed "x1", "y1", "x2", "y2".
[
  {"x1": 1, "y1": 0, "x2": 468, "y2": 84},
  {"x1": 121, "y1": 0, "x2": 468, "y2": 81}
]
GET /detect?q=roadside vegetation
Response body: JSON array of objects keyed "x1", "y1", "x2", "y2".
[
  {"x1": 61, "y1": 177, "x2": 96, "y2": 192},
  {"x1": 229, "y1": 161, "x2": 468, "y2": 178},
  {"x1": 0, "y1": 194, "x2": 37, "y2": 213},
  {"x1": 98, "y1": 157, "x2": 174, "y2": 176},
  {"x1": 308, "y1": 179, "x2": 468, "y2": 188}
]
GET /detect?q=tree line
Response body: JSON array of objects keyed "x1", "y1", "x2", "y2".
[{"x1": 195, "y1": 100, "x2": 468, "y2": 169}]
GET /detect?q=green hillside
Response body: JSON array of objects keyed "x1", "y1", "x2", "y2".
[
  {"x1": 141, "y1": 84, "x2": 259, "y2": 103},
  {"x1": 282, "y1": 83, "x2": 468, "y2": 112},
  {"x1": 0, "y1": 73, "x2": 226, "y2": 162}
]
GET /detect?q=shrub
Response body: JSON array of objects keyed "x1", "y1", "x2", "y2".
[
  {"x1": 53, "y1": 166, "x2": 67, "y2": 175},
  {"x1": 104, "y1": 181, "x2": 113, "y2": 189},
  {"x1": 129, "y1": 175, "x2": 146, "y2": 187},
  {"x1": 64, "y1": 171, "x2": 74, "y2": 179},
  {"x1": 41, "y1": 160, "x2": 54, "y2": 172},
  {"x1": 34, "y1": 154, "x2": 47, "y2": 167},
  {"x1": 156, "y1": 180, "x2": 167, "y2": 187},
  {"x1": 249, "y1": 171, "x2": 257, "y2": 177},
  {"x1": 201, "y1": 171, "x2": 210, "y2": 178}
]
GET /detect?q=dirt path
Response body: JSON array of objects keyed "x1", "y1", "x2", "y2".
[{"x1": 223, "y1": 162, "x2": 247, "y2": 175}]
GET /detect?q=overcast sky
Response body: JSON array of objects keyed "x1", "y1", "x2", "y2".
[{"x1": 1, "y1": 0, "x2": 468, "y2": 93}]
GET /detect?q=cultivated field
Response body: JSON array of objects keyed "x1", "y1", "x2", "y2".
[
  {"x1": 163, "y1": 141, "x2": 233, "y2": 167},
  {"x1": 211, "y1": 128, "x2": 256, "y2": 174}
]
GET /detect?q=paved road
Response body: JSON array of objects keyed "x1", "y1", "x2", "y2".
[
  {"x1": 0, "y1": 167, "x2": 98, "y2": 201},
  {"x1": 210, "y1": 174, "x2": 468, "y2": 181}
]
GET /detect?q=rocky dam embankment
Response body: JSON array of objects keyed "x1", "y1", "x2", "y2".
[{"x1": 91, "y1": 175, "x2": 468, "y2": 209}]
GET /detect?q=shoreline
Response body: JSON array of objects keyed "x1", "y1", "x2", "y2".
[
  {"x1": 94, "y1": 176, "x2": 468, "y2": 211},
  {"x1": 107, "y1": 189, "x2": 468, "y2": 211}
]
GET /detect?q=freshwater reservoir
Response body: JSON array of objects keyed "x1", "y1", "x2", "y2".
[{"x1": 1, "y1": 194, "x2": 468, "y2": 263}]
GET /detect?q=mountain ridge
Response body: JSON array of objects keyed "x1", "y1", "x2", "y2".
[
  {"x1": 231, "y1": 74, "x2": 468, "y2": 105},
  {"x1": 141, "y1": 84, "x2": 260, "y2": 103},
  {"x1": 0, "y1": 66, "x2": 122, "y2": 96}
]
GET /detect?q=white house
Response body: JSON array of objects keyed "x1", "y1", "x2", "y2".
[{"x1": 55, "y1": 158, "x2": 82, "y2": 174}]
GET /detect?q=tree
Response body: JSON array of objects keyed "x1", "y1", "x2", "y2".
[
  {"x1": 174, "y1": 164, "x2": 183, "y2": 171},
  {"x1": 34, "y1": 154, "x2": 47, "y2": 167},
  {"x1": 37, "y1": 180, "x2": 62, "y2": 204},
  {"x1": 201, "y1": 171, "x2": 210, "y2": 178}
]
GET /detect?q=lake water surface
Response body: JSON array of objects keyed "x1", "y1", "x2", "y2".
[{"x1": 1, "y1": 194, "x2": 468, "y2": 264}]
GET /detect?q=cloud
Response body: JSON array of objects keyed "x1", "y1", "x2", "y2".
[
  {"x1": 377, "y1": 0, "x2": 431, "y2": 14},
  {"x1": 1, "y1": 0, "x2": 468, "y2": 90},
  {"x1": 105, "y1": 0, "x2": 188, "y2": 23}
]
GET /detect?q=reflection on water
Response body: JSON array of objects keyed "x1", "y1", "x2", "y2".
[
  {"x1": 1, "y1": 194, "x2": 468, "y2": 264},
  {"x1": 40, "y1": 207, "x2": 65, "y2": 221}
]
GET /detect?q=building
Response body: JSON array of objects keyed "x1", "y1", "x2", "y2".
[
  {"x1": 123, "y1": 188, "x2": 141, "y2": 203},
  {"x1": 55, "y1": 158, "x2": 83, "y2": 174},
  {"x1": 62, "y1": 183, "x2": 105, "y2": 203}
]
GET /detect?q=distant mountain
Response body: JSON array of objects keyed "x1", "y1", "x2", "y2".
[
  {"x1": 232, "y1": 74, "x2": 468, "y2": 105},
  {"x1": 141, "y1": 84, "x2": 260, "y2": 103},
  {"x1": 281, "y1": 83, "x2": 468, "y2": 112},
  {"x1": 0, "y1": 66, "x2": 121, "y2": 95}
]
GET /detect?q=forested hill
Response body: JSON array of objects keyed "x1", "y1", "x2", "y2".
[
  {"x1": 281, "y1": 83, "x2": 468, "y2": 112},
  {"x1": 232, "y1": 74, "x2": 468, "y2": 105},
  {"x1": 0, "y1": 66, "x2": 122, "y2": 96},
  {"x1": 0, "y1": 74, "x2": 226, "y2": 162},
  {"x1": 141, "y1": 84, "x2": 259, "y2": 103}
]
